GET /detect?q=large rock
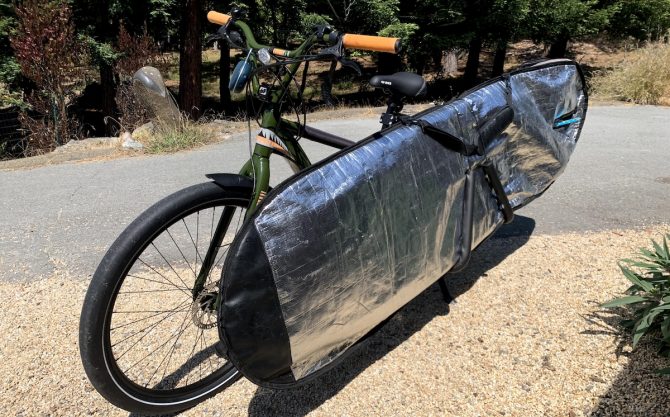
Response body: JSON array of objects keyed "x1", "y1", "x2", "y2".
[{"x1": 132, "y1": 67, "x2": 182, "y2": 129}]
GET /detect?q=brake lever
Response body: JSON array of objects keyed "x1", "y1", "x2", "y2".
[
  {"x1": 206, "y1": 25, "x2": 247, "y2": 51},
  {"x1": 318, "y1": 37, "x2": 363, "y2": 76},
  {"x1": 338, "y1": 57, "x2": 362, "y2": 76}
]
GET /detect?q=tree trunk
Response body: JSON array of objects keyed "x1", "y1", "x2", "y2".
[
  {"x1": 219, "y1": 42, "x2": 232, "y2": 113},
  {"x1": 548, "y1": 36, "x2": 569, "y2": 58},
  {"x1": 179, "y1": 0, "x2": 203, "y2": 120},
  {"x1": 464, "y1": 36, "x2": 482, "y2": 87},
  {"x1": 97, "y1": 0, "x2": 118, "y2": 135},
  {"x1": 441, "y1": 50, "x2": 458, "y2": 76},
  {"x1": 100, "y1": 63, "x2": 117, "y2": 131},
  {"x1": 492, "y1": 42, "x2": 507, "y2": 77}
]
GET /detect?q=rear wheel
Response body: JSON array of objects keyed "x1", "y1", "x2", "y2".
[{"x1": 79, "y1": 182, "x2": 251, "y2": 414}]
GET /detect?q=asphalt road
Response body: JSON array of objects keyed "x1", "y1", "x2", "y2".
[{"x1": 0, "y1": 105, "x2": 668, "y2": 282}]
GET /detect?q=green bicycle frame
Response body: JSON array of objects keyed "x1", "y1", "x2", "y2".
[
  {"x1": 193, "y1": 18, "x2": 345, "y2": 298},
  {"x1": 227, "y1": 19, "x2": 339, "y2": 215}
]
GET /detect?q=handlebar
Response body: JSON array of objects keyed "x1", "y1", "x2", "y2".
[
  {"x1": 207, "y1": 11, "x2": 232, "y2": 26},
  {"x1": 342, "y1": 34, "x2": 401, "y2": 54},
  {"x1": 207, "y1": 10, "x2": 400, "y2": 55}
]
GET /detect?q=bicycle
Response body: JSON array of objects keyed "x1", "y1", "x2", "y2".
[{"x1": 79, "y1": 8, "x2": 422, "y2": 414}]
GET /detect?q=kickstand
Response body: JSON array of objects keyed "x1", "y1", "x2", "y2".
[{"x1": 437, "y1": 278, "x2": 454, "y2": 304}]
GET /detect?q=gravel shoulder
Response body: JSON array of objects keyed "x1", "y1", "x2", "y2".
[{"x1": 2, "y1": 226, "x2": 669, "y2": 417}]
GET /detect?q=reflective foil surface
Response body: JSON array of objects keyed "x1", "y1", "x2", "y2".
[{"x1": 244, "y1": 60, "x2": 587, "y2": 380}]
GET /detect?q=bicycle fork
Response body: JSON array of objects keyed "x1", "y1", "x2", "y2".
[{"x1": 191, "y1": 144, "x2": 271, "y2": 300}]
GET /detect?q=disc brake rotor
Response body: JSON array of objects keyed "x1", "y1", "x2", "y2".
[{"x1": 191, "y1": 282, "x2": 219, "y2": 330}]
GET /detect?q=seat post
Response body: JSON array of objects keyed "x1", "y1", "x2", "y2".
[{"x1": 380, "y1": 95, "x2": 404, "y2": 129}]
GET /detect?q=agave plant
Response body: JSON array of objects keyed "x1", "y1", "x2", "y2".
[{"x1": 602, "y1": 234, "x2": 670, "y2": 375}]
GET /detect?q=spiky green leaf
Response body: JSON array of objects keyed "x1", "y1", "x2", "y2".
[
  {"x1": 620, "y1": 265, "x2": 654, "y2": 293},
  {"x1": 601, "y1": 296, "x2": 649, "y2": 308},
  {"x1": 652, "y1": 239, "x2": 667, "y2": 259}
]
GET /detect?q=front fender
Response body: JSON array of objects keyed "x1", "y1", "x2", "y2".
[{"x1": 206, "y1": 173, "x2": 254, "y2": 192}]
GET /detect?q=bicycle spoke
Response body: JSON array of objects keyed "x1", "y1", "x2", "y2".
[
  {"x1": 117, "y1": 288, "x2": 188, "y2": 295},
  {"x1": 112, "y1": 300, "x2": 191, "y2": 354},
  {"x1": 155, "y1": 311, "x2": 196, "y2": 387},
  {"x1": 126, "y1": 273, "x2": 190, "y2": 292},
  {"x1": 210, "y1": 206, "x2": 216, "y2": 242},
  {"x1": 111, "y1": 301, "x2": 191, "y2": 345},
  {"x1": 207, "y1": 208, "x2": 245, "y2": 282},
  {"x1": 147, "y1": 243, "x2": 192, "y2": 293},
  {"x1": 166, "y1": 228, "x2": 196, "y2": 277},
  {"x1": 124, "y1": 309, "x2": 192, "y2": 378},
  {"x1": 203, "y1": 327, "x2": 216, "y2": 377},
  {"x1": 113, "y1": 307, "x2": 189, "y2": 314},
  {"x1": 101, "y1": 196, "x2": 247, "y2": 394},
  {"x1": 195, "y1": 212, "x2": 200, "y2": 276},
  {"x1": 184, "y1": 327, "x2": 207, "y2": 386},
  {"x1": 111, "y1": 308, "x2": 188, "y2": 331},
  {"x1": 182, "y1": 217, "x2": 204, "y2": 278}
]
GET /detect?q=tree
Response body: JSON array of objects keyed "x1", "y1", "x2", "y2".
[
  {"x1": 148, "y1": 0, "x2": 181, "y2": 48},
  {"x1": 607, "y1": 0, "x2": 670, "y2": 42},
  {"x1": 486, "y1": 0, "x2": 530, "y2": 76},
  {"x1": 179, "y1": 0, "x2": 204, "y2": 119},
  {"x1": 207, "y1": 0, "x2": 232, "y2": 112},
  {"x1": 0, "y1": 0, "x2": 21, "y2": 107},
  {"x1": 72, "y1": 0, "x2": 124, "y2": 132},
  {"x1": 463, "y1": 0, "x2": 489, "y2": 86},
  {"x1": 395, "y1": 0, "x2": 467, "y2": 74},
  {"x1": 11, "y1": 0, "x2": 87, "y2": 153},
  {"x1": 526, "y1": 0, "x2": 611, "y2": 58}
]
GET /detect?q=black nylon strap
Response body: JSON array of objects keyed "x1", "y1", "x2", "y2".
[
  {"x1": 405, "y1": 117, "x2": 514, "y2": 225},
  {"x1": 409, "y1": 119, "x2": 480, "y2": 156},
  {"x1": 482, "y1": 164, "x2": 515, "y2": 224}
]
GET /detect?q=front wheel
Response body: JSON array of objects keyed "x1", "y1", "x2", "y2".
[{"x1": 79, "y1": 182, "x2": 251, "y2": 414}]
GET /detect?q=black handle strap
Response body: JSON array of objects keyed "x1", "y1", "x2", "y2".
[
  {"x1": 408, "y1": 119, "x2": 480, "y2": 157},
  {"x1": 482, "y1": 164, "x2": 515, "y2": 224},
  {"x1": 408, "y1": 116, "x2": 516, "y2": 275}
]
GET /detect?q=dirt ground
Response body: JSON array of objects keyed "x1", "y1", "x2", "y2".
[{"x1": 1, "y1": 226, "x2": 669, "y2": 417}]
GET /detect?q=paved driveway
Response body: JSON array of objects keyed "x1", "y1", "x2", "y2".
[{"x1": 0, "y1": 105, "x2": 668, "y2": 282}]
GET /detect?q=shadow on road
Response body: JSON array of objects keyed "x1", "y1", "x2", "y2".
[{"x1": 246, "y1": 215, "x2": 536, "y2": 417}]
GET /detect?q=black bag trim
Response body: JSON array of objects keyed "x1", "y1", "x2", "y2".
[{"x1": 218, "y1": 223, "x2": 295, "y2": 385}]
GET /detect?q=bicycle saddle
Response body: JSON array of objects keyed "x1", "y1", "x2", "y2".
[{"x1": 370, "y1": 72, "x2": 427, "y2": 98}]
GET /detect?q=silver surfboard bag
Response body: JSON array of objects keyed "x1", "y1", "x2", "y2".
[{"x1": 218, "y1": 59, "x2": 588, "y2": 387}]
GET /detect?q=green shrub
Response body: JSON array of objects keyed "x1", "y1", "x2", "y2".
[
  {"x1": 300, "y1": 13, "x2": 330, "y2": 35},
  {"x1": 602, "y1": 234, "x2": 670, "y2": 375},
  {"x1": 591, "y1": 43, "x2": 670, "y2": 105}
]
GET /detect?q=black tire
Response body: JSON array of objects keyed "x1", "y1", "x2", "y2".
[{"x1": 79, "y1": 182, "x2": 250, "y2": 414}]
